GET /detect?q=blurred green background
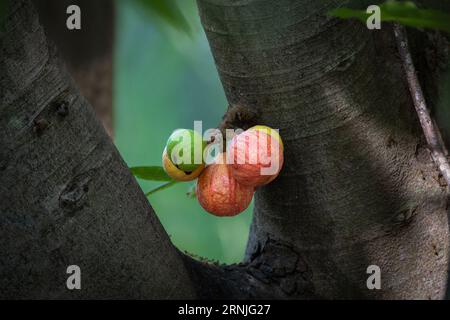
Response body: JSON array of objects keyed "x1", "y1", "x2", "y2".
[{"x1": 113, "y1": 0, "x2": 253, "y2": 264}]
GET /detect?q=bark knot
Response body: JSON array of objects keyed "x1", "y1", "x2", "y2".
[
  {"x1": 33, "y1": 118, "x2": 49, "y2": 135},
  {"x1": 246, "y1": 238, "x2": 315, "y2": 297},
  {"x1": 218, "y1": 104, "x2": 259, "y2": 135},
  {"x1": 59, "y1": 171, "x2": 92, "y2": 214},
  {"x1": 52, "y1": 90, "x2": 75, "y2": 117}
]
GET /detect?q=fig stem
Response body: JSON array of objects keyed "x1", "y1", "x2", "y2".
[{"x1": 145, "y1": 180, "x2": 178, "y2": 196}]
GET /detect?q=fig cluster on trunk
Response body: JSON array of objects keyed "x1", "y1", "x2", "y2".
[{"x1": 162, "y1": 126, "x2": 284, "y2": 217}]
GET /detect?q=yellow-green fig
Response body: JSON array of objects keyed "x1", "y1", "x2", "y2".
[
  {"x1": 166, "y1": 129, "x2": 206, "y2": 172},
  {"x1": 162, "y1": 147, "x2": 204, "y2": 181}
]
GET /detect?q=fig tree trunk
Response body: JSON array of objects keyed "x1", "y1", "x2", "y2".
[
  {"x1": 194, "y1": 0, "x2": 450, "y2": 299},
  {"x1": 0, "y1": 0, "x2": 449, "y2": 299},
  {"x1": 0, "y1": 0, "x2": 196, "y2": 299},
  {"x1": 33, "y1": 0, "x2": 115, "y2": 136}
]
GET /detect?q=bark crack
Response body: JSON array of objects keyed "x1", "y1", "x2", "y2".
[{"x1": 182, "y1": 237, "x2": 317, "y2": 299}]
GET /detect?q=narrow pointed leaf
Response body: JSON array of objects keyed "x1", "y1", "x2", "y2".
[
  {"x1": 130, "y1": 166, "x2": 172, "y2": 181},
  {"x1": 136, "y1": 0, "x2": 191, "y2": 35},
  {"x1": 329, "y1": 1, "x2": 450, "y2": 34}
]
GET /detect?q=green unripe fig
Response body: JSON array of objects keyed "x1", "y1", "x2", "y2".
[
  {"x1": 166, "y1": 129, "x2": 206, "y2": 172},
  {"x1": 162, "y1": 147, "x2": 204, "y2": 181}
]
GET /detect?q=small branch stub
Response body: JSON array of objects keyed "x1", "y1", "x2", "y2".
[{"x1": 394, "y1": 23, "x2": 450, "y2": 187}]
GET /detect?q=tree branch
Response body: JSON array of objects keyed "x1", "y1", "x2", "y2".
[
  {"x1": 181, "y1": 237, "x2": 317, "y2": 299},
  {"x1": 394, "y1": 23, "x2": 450, "y2": 187},
  {"x1": 0, "y1": 0, "x2": 196, "y2": 298},
  {"x1": 34, "y1": 0, "x2": 115, "y2": 137},
  {"x1": 197, "y1": 0, "x2": 449, "y2": 299}
]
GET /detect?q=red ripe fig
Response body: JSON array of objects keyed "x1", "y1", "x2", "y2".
[
  {"x1": 227, "y1": 127, "x2": 284, "y2": 187},
  {"x1": 197, "y1": 154, "x2": 254, "y2": 217}
]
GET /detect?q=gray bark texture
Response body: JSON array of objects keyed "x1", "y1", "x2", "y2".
[
  {"x1": 0, "y1": 0, "x2": 196, "y2": 299},
  {"x1": 195, "y1": 0, "x2": 450, "y2": 299},
  {"x1": 33, "y1": 0, "x2": 115, "y2": 137},
  {"x1": 1, "y1": 0, "x2": 450, "y2": 300}
]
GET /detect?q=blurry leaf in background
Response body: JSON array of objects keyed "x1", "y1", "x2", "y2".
[
  {"x1": 135, "y1": 0, "x2": 191, "y2": 35},
  {"x1": 130, "y1": 166, "x2": 172, "y2": 181},
  {"x1": 146, "y1": 180, "x2": 179, "y2": 196},
  {"x1": 329, "y1": 0, "x2": 450, "y2": 33}
]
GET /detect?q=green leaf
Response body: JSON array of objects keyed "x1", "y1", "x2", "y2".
[
  {"x1": 329, "y1": 1, "x2": 450, "y2": 34},
  {"x1": 135, "y1": 0, "x2": 191, "y2": 35},
  {"x1": 130, "y1": 166, "x2": 172, "y2": 181},
  {"x1": 145, "y1": 180, "x2": 178, "y2": 196},
  {"x1": 329, "y1": 7, "x2": 371, "y2": 22}
]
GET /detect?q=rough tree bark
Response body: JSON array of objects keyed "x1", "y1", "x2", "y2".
[
  {"x1": 1, "y1": 0, "x2": 449, "y2": 300},
  {"x1": 33, "y1": 0, "x2": 115, "y2": 136},
  {"x1": 0, "y1": 1, "x2": 196, "y2": 299},
  {"x1": 192, "y1": 0, "x2": 450, "y2": 299}
]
